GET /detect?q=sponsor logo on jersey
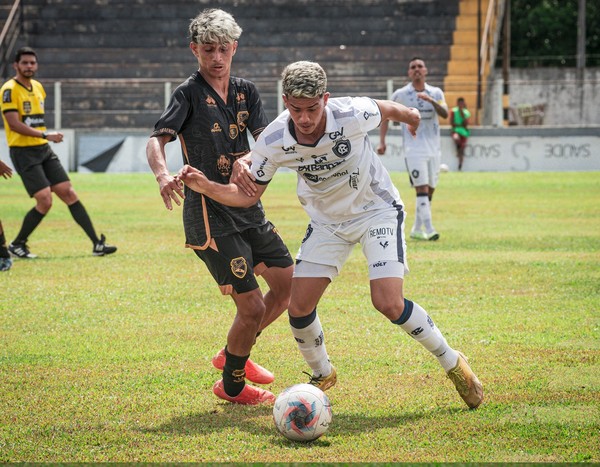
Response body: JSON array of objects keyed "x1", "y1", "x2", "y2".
[
  {"x1": 206, "y1": 95, "x2": 216, "y2": 106},
  {"x1": 311, "y1": 154, "x2": 328, "y2": 164},
  {"x1": 349, "y1": 168, "x2": 359, "y2": 189},
  {"x1": 23, "y1": 115, "x2": 44, "y2": 127},
  {"x1": 217, "y1": 154, "x2": 232, "y2": 177},
  {"x1": 2, "y1": 89, "x2": 11, "y2": 103},
  {"x1": 237, "y1": 111, "x2": 248, "y2": 132},
  {"x1": 229, "y1": 124, "x2": 238, "y2": 139},
  {"x1": 23, "y1": 101, "x2": 32, "y2": 114},
  {"x1": 332, "y1": 139, "x2": 351, "y2": 158},
  {"x1": 298, "y1": 159, "x2": 344, "y2": 173},
  {"x1": 328, "y1": 128, "x2": 345, "y2": 140},
  {"x1": 283, "y1": 145, "x2": 296, "y2": 153},
  {"x1": 236, "y1": 92, "x2": 246, "y2": 103},
  {"x1": 230, "y1": 257, "x2": 248, "y2": 279},
  {"x1": 211, "y1": 123, "x2": 222, "y2": 133}
]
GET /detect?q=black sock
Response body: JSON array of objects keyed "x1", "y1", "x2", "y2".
[
  {"x1": 14, "y1": 208, "x2": 45, "y2": 244},
  {"x1": 68, "y1": 201, "x2": 99, "y2": 244},
  {"x1": 0, "y1": 229, "x2": 9, "y2": 257},
  {"x1": 222, "y1": 346, "x2": 248, "y2": 397}
]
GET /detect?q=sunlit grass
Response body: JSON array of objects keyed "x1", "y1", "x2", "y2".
[{"x1": 0, "y1": 171, "x2": 598, "y2": 462}]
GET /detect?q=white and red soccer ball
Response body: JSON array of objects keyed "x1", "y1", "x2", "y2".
[{"x1": 273, "y1": 383, "x2": 332, "y2": 442}]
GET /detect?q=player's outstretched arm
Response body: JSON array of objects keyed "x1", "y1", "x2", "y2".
[
  {"x1": 146, "y1": 135, "x2": 185, "y2": 211},
  {"x1": 0, "y1": 159, "x2": 12, "y2": 179},
  {"x1": 177, "y1": 165, "x2": 265, "y2": 208},
  {"x1": 376, "y1": 100, "x2": 421, "y2": 137}
]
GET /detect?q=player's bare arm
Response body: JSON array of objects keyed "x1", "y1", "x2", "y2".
[
  {"x1": 416, "y1": 92, "x2": 449, "y2": 119},
  {"x1": 376, "y1": 100, "x2": 420, "y2": 137},
  {"x1": 231, "y1": 152, "x2": 258, "y2": 197},
  {"x1": 0, "y1": 159, "x2": 12, "y2": 178},
  {"x1": 146, "y1": 134, "x2": 185, "y2": 210},
  {"x1": 178, "y1": 164, "x2": 265, "y2": 208},
  {"x1": 377, "y1": 118, "x2": 390, "y2": 155}
]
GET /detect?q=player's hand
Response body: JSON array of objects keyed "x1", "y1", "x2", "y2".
[
  {"x1": 157, "y1": 173, "x2": 185, "y2": 210},
  {"x1": 46, "y1": 132, "x2": 64, "y2": 143},
  {"x1": 376, "y1": 143, "x2": 386, "y2": 155},
  {"x1": 0, "y1": 160, "x2": 12, "y2": 179},
  {"x1": 407, "y1": 107, "x2": 420, "y2": 138},
  {"x1": 416, "y1": 92, "x2": 431, "y2": 103},
  {"x1": 231, "y1": 153, "x2": 257, "y2": 197},
  {"x1": 177, "y1": 165, "x2": 209, "y2": 195}
]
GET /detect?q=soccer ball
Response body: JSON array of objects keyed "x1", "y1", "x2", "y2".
[
  {"x1": 440, "y1": 163, "x2": 450, "y2": 172},
  {"x1": 273, "y1": 383, "x2": 332, "y2": 442}
]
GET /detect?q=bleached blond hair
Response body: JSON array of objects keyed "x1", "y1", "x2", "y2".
[
  {"x1": 189, "y1": 8, "x2": 242, "y2": 45},
  {"x1": 281, "y1": 61, "x2": 328, "y2": 98}
]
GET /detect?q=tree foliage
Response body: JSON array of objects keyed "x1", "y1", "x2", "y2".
[{"x1": 510, "y1": 0, "x2": 600, "y2": 66}]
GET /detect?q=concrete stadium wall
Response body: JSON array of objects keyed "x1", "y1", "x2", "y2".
[{"x1": 1, "y1": 127, "x2": 598, "y2": 174}]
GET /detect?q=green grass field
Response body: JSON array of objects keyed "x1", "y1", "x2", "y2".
[{"x1": 1, "y1": 170, "x2": 598, "y2": 462}]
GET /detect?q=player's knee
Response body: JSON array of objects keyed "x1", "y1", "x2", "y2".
[{"x1": 373, "y1": 296, "x2": 405, "y2": 321}]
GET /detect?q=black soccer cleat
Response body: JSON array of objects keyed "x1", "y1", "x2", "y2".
[
  {"x1": 8, "y1": 242, "x2": 38, "y2": 259},
  {"x1": 93, "y1": 234, "x2": 117, "y2": 256}
]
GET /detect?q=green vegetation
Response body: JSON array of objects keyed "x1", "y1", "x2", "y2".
[
  {"x1": 510, "y1": 0, "x2": 600, "y2": 66},
  {"x1": 1, "y1": 171, "x2": 598, "y2": 462}
]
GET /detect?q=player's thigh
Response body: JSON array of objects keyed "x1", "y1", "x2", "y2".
[
  {"x1": 370, "y1": 277, "x2": 405, "y2": 320},
  {"x1": 296, "y1": 222, "x2": 354, "y2": 275},
  {"x1": 404, "y1": 156, "x2": 429, "y2": 188},
  {"x1": 427, "y1": 155, "x2": 440, "y2": 188},
  {"x1": 246, "y1": 221, "x2": 294, "y2": 273},
  {"x1": 289, "y1": 276, "x2": 331, "y2": 317},
  {"x1": 10, "y1": 148, "x2": 51, "y2": 197},
  {"x1": 360, "y1": 208, "x2": 409, "y2": 279},
  {"x1": 193, "y1": 233, "x2": 259, "y2": 295}
]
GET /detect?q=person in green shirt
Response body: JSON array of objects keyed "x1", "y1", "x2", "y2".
[{"x1": 450, "y1": 97, "x2": 471, "y2": 170}]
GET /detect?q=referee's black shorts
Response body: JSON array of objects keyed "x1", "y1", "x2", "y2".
[{"x1": 9, "y1": 144, "x2": 70, "y2": 197}]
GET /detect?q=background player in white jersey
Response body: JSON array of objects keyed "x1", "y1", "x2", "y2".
[
  {"x1": 146, "y1": 9, "x2": 293, "y2": 406},
  {"x1": 377, "y1": 57, "x2": 448, "y2": 241},
  {"x1": 178, "y1": 61, "x2": 483, "y2": 409}
]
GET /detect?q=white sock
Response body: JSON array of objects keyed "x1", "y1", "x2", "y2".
[
  {"x1": 394, "y1": 299, "x2": 459, "y2": 372},
  {"x1": 289, "y1": 310, "x2": 332, "y2": 377},
  {"x1": 416, "y1": 194, "x2": 434, "y2": 233}
]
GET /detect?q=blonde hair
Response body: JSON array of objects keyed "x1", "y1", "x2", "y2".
[
  {"x1": 281, "y1": 61, "x2": 328, "y2": 98},
  {"x1": 189, "y1": 9, "x2": 242, "y2": 45}
]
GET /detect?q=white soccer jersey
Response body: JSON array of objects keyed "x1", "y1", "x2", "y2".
[
  {"x1": 251, "y1": 96, "x2": 404, "y2": 224},
  {"x1": 392, "y1": 82, "x2": 446, "y2": 158}
]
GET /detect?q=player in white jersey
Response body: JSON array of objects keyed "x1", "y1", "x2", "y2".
[
  {"x1": 378, "y1": 57, "x2": 448, "y2": 241},
  {"x1": 178, "y1": 61, "x2": 483, "y2": 409}
]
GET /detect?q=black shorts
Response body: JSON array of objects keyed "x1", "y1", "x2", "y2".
[
  {"x1": 9, "y1": 144, "x2": 70, "y2": 197},
  {"x1": 194, "y1": 221, "x2": 293, "y2": 295}
]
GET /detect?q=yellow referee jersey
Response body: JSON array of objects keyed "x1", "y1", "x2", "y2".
[{"x1": 0, "y1": 78, "x2": 47, "y2": 147}]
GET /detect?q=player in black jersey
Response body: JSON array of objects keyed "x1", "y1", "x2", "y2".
[{"x1": 147, "y1": 8, "x2": 293, "y2": 405}]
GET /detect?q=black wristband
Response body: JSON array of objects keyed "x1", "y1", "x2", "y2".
[{"x1": 41, "y1": 131, "x2": 48, "y2": 139}]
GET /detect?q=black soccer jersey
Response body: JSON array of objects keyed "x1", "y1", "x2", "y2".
[{"x1": 152, "y1": 72, "x2": 269, "y2": 249}]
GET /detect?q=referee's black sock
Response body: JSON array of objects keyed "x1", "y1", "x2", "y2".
[
  {"x1": 14, "y1": 207, "x2": 45, "y2": 244},
  {"x1": 68, "y1": 200, "x2": 99, "y2": 244},
  {"x1": 0, "y1": 229, "x2": 9, "y2": 257}
]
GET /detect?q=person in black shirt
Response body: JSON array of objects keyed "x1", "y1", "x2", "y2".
[{"x1": 146, "y1": 8, "x2": 293, "y2": 405}]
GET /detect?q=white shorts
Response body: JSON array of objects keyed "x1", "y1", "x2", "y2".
[
  {"x1": 293, "y1": 207, "x2": 409, "y2": 281},
  {"x1": 405, "y1": 154, "x2": 440, "y2": 188}
]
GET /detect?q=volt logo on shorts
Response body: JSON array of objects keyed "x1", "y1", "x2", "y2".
[{"x1": 230, "y1": 257, "x2": 248, "y2": 278}]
